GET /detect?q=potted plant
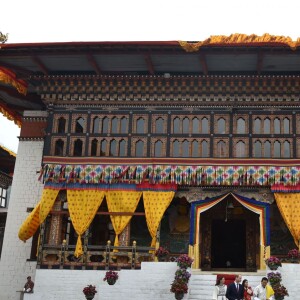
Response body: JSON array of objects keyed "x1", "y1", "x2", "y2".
[
  {"x1": 273, "y1": 284, "x2": 289, "y2": 300},
  {"x1": 265, "y1": 256, "x2": 282, "y2": 270},
  {"x1": 174, "y1": 268, "x2": 191, "y2": 283},
  {"x1": 170, "y1": 279, "x2": 188, "y2": 300},
  {"x1": 176, "y1": 254, "x2": 194, "y2": 269},
  {"x1": 267, "y1": 272, "x2": 282, "y2": 286},
  {"x1": 287, "y1": 248, "x2": 300, "y2": 263},
  {"x1": 155, "y1": 246, "x2": 169, "y2": 262},
  {"x1": 82, "y1": 284, "x2": 97, "y2": 300},
  {"x1": 103, "y1": 270, "x2": 119, "y2": 285}
]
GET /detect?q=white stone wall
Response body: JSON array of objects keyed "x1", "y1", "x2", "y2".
[
  {"x1": 278, "y1": 263, "x2": 300, "y2": 299},
  {"x1": 0, "y1": 140, "x2": 44, "y2": 300},
  {"x1": 24, "y1": 262, "x2": 179, "y2": 300}
]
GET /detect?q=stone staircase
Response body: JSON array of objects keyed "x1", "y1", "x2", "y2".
[{"x1": 187, "y1": 271, "x2": 265, "y2": 300}]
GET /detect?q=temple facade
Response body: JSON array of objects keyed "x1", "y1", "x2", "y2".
[{"x1": 0, "y1": 35, "x2": 300, "y2": 299}]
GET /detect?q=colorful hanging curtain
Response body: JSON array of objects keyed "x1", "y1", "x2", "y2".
[
  {"x1": 274, "y1": 193, "x2": 300, "y2": 247},
  {"x1": 143, "y1": 191, "x2": 175, "y2": 247},
  {"x1": 18, "y1": 188, "x2": 60, "y2": 241},
  {"x1": 67, "y1": 189, "x2": 105, "y2": 257},
  {"x1": 189, "y1": 192, "x2": 270, "y2": 246},
  {"x1": 106, "y1": 191, "x2": 142, "y2": 247}
]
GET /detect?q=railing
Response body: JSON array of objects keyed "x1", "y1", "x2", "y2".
[{"x1": 37, "y1": 240, "x2": 155, "y2": 270}]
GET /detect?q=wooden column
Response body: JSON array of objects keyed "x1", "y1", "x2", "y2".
[{"x1": 48, "y1": 198, "x2": 63, "y2": 246}]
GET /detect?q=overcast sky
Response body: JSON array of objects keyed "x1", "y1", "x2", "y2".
[{"x1": 1, "y1": 0, "x2": 300, "y2": 152}]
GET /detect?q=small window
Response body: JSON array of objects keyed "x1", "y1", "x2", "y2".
[
  {"x1": 283, "y1": 141, "x2": 290, "y2": 158},
  {"x1": 264, "y1": 141, "x2": 271, "y2": 158},
  {"x1": 173, "y1": 117, "x2": 180, "y2": 134},
  {"x1": 182, "y1": 117, "x2": 189, "y2": 134},
  {"x1": 100, "y1": 139, "x2": 107, "y2": 156},
  {"x1": 264, "y1": 118, "x2": 271, "y2": 134},
  {"x1": 236, "y1": 141, "x2": 245, "y2": 158},
  {"x1": 284, "y1": 118, "x2": 290, "y2": 134},
  {"x1": 120, "y1": 117, "x2": 128, "y2": 134},
  {"x1": 154, "y1": 140, "x2": 163, "y2": 157},
  {"x1": 237, "y1": 118, "x2": 245, "y2": 134},
  {"x1": 254, "y1": 118, "x2": 261, "y2": 134},
  {"x1": 202, "y1": 140, "x2": 209, "y2": 157},
  {"x1": 217, "y1": 118, "x2": 226, "y2": 134},
  {"x1": 274, "y1": 118, "x2": 281, "y2": 134},
  {"x1": 254, "y1": 140, "x2": 262, "y2": 157},
  {"x1": 136, "y1": 140, "x2": 144, "y2": 157},
  {"x1": 119, "y1": 139, "x2": 126, "y2": 156},
  {"x1": 75, "y1": 117, "x2": 84, "y2": 133},
  {"x1": 274, "y1": 141, "x2": 281, "y2": 158},
  {"x1": 182, "y1": 140, "x2": 189, "y2": 157},
  {"x1": 110, "y1": 139, "x2": 117, "y2": 156},
  {"x1": 111, "y1": 117, "x2": 118, "y2": 134},
  {"x1": 155, "y1": 118, "x2": 164, "y2": 134},
  {"x1": 54, "y1": 139, "x2": 64, "y2": 156},
  {"x1": 173, "y1": 140, "x2": 180, "y2": 157},
  {"x1": 136, "y1": 118, "x2": 145, "y2": 134},
  {"x1": 58, "y1": 117, "x2": 66, "y2": 133},
  {"x1": 91, "y1": 139, "x2": 98, "y2": 156},
  {"x1": 0, "y1": 187, "x2": 7, "y2": 208},
  {"x1": 201, "y1": 117, "x2": 209, "y2": 134},
  {"x1": 93, "y1": 117, "x2": 100, "y2": 134},
  {"x1": 73, "y1": 139, "x2": 83, "y2": 156},
  {"x1": 217, "y1": 140, "x2": 226, "y2": 157},
  {"x1": 192, "y1": 140, "x2": 199, "y2": 157},
  {"x1": 102, "y1": 117, "x2": 109, "y2": 134},
  {"x1": 192, "y1": 118, "x2": 200, "y2": 134}
]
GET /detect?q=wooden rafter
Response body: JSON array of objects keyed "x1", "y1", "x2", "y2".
[
  {"x1": 86, "y1": 54, "x2": 101, "y2": 75},
  {"x1": 199, "y1": 53, "x2": 208, "y2": 75},
  {"x1": 31, "y1": 56, "x2": 49, "y2": 75},
  {"x1": 256, "y1": 51, "x2": 265, "y2": 75},
  {"x1": 144, "y1": 54, "x2": 155, "y2": 75}
]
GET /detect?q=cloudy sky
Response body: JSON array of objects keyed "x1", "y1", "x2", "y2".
[{"x1": 1, "y1": 0, "x2": 300, "y2": 152}]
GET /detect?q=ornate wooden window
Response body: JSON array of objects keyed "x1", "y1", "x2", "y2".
[
  {"x1": 102, "y1": 117, "x2": 109, "y2": 134},
  {"x1": 135, "y1": 140, "x2": 144, "y2": 157},
  {"x1": 91, "y1": 139, "x2": 98, "y2": 156},
  {"x1": 173, "y1": 139, "x2": 180, "y2": 157},
  {"x1": 237, "y1": 118, "x2": 246, "y2": 134},
  {"x1": 154, "y1": 140, "x2": 163, "y2": 157},
  {"x1": 111, "y1": 117, "x2": 118, "y2": 134},
  {"x1": 73, "y1": 139, "x2": 83, "y2": 156},
  {"x1": 217, "y1": 118, "x2": 226, "y2": 134},
  {"x1": 192, "y1": 140, "x2": 199, "y2": 157},
  {"x1": 216, "y1": 140, "x2": 226, "y2": 157},
  {"x1": 75, "y1": 117, "x2": 84, "y2": 133},
  {"x1": 201, "y1": 140, "x2": 209, "y2": 157},
  {"x1": 264, "y1": 141, "x2": 271, "y2": 158},
  {"x1": 173, "y1": 117, "x2": 180, "y2": 133},
  {"x1": 283, "y1": 141, "x2": 291, "y2": 158},
  {"x1": 155, "y1": 117, "x2": 164, "y2": 134},
  {"x1": 254, "y1": 140, "x2": 262, "y2": 157},
  {"x1": 93, "y1": 117, "x2": 100, "y2": 134},
  {"x1": 201, "y1": 117, "x2": 209, "y2": 134},
  {"x1": 182, "y1": 117, "x2": 189, "y2": 134},
  {"x1": 119, "y1": 139, "x2": 126, "y2": 156},
  {"x1": 236, "y1": 141, "x2": 245, "y2": 158},
  {"x1": 182, "y1": 139, "x2": 190, "y2": 157},
  {"x1": 57, "y1": 117, "x2": 66, "y2": 133},
  {"x1": 54, "y1": 139, "x2": 64, "y2": 156},
  {"x1": 264, "y1": 118, "x2": 271, "y2": 134},
  {"x1": 254, "y1": 118, "x2": 261, "y2": 134},
  {"x1": 136, "y1": 118, "x2": 145, "y2": 134},
  {"x1": 274, "y1": 140, "x2": 281, "y2": 158},
  {"x1": 283, "y1": 118, "x2": 290, "y2": 134},
  {"x1": 120, "y1": 117, "x2": 128, "y2": 134},
  {"x1": 192, "y1": 117, "x2": 200, "y2": 134},
  {"x1": 0, "y1": 187, "x2": 7, "y2": 208},
  {"x1": 274, "y1": 118, "x2": 281, "y2": 134},
  {"x1": 100, "y1": 139, "x2": 108, "y2": 156},
  {"x1": 110, "y1": 139, "x2": 117, "y2": 156}
]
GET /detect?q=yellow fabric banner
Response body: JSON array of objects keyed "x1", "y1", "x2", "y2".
[
  {"x1": 266, "y1": 285, "x2": 274, "y2": 298},
  {"x1": 143, "y1": 191, "x2": 175, "y2": 247},
  {"x1": 274, "y1": 193, "x2": 300, "y2": 248},
  {"x1": 106, "y1": 191, "x2": 142, "y2": 246},
  {"x1": 67, "y1": 189, "x2": 105, "y2": 257},
  {"x1": 18, "y1": 188, "x2": 60, "y2": 241}
]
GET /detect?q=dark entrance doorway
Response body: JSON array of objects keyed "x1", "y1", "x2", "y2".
[{"x1": 211, "y1": 219, "x2": 246, "y2": 269}]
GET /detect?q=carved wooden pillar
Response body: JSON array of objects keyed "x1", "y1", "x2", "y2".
[{"x1": 119, "y1": 223, "x2": 130, "y2": 246}]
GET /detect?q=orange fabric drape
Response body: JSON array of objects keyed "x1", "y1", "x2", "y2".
[
  {"x1": 143, "y1": 191, "x2": 175, "y2": 247},
  {"x1": 106, "y1": 191, "x2": 142, "y2": 246},
  {"x1": 67, "y1": 189, "x2": 105, "y2": 257},
  {"x1": 18, "y1": 188, "x2": 60, "y2": 241},
  {"x1": 274, "y1": 193, "x2": 300, "y2": 248}
]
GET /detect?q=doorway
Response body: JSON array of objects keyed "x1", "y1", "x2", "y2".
[{"x1": 211, "y1": 219, "x2": 246, "y2": 269}]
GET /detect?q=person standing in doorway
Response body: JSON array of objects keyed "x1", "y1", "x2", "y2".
[
  {"x1": 253, "y1": 277, "x2": 274, "y2": 300},
  {"x1": 226, "y1": 274, "x2": 243, "y2": 300}
]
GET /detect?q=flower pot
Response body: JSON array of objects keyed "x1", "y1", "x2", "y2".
[
  {"x1": 85, "y1": 295, "x2": 94, "y2": 300},
  {"x1": 268, "y1": 265, "x2": 279, "y2": 270},
  {"x1": 158, "y1": 256, "x2": 167, "y2": 262},
  {"x1": 107, "y1": 278, "x2": 116, "y2": 285},
  {"x1": 174, "y1": 292, "x2": 184, "y2": 300},
  {"x1": 275, "y1": 297, "x2": 284, "y2": 300}
]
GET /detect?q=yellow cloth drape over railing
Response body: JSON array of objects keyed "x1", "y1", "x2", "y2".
[
  {"x1": 106, "y1": 191, "x2": 142, "y2": 246},
  {"x1": 143, "y1": 191, "x2": 175, "y2": 247},
  {"x1": 274, "y1": 193, "x2": 300, "y2": 248},
  {"x1": 67, "y1": 189, "x2": 105, "y2": 257},
  {"x1": 18, "y1": 188, "x2": 60, "y2": 241}
]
